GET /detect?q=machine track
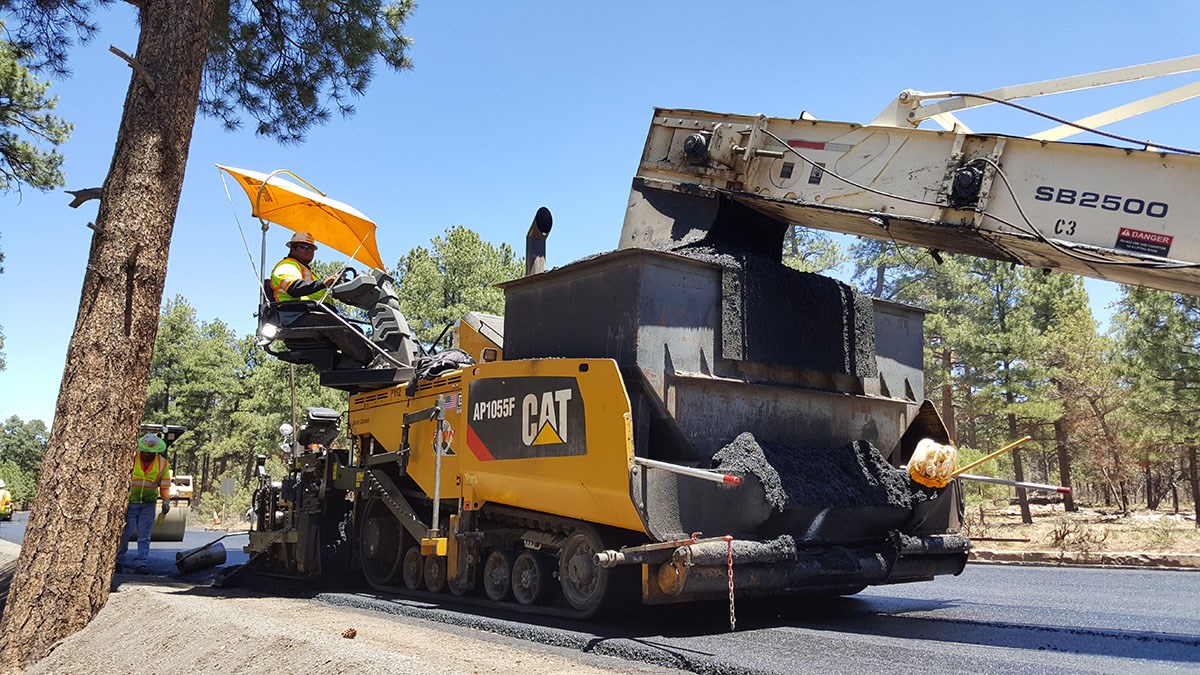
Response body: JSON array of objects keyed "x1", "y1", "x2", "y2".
[{"x1": 360, "y1": 500, "x2": 642, "y2": 620}]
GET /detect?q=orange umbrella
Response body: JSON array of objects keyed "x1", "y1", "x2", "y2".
[{"x1": 218, "y1": 164, "x2": 385, "y2": 271}]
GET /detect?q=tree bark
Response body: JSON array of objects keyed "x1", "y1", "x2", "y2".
[
  {"x1": 964, "y1": 385, "x2": 977, "y2": 448},
  {"x1": 1146, "y1": 463, "x2": 1160, "y2": 511},
  {"x1": 201, "y1": 453, "x2": 211, "y2": 500},
  {"x1": 940, "y1": 347, "x2": 956, "y2": 442},
  {"x1": 1189, "y1": 446, "x2": 1200, "y2": 530},
  {"x1": 1171, "y1": 457, "x2": 1180, "y2": 514},
  {"x1": 1007, "y1": 409, "x2": 1032, "y2": 524},
  {"x1": 0, "y1": 1, "x2": 215, "y2": 669},
  {"x1": 1053, "y1": 418, "x2": 1076, "y2": 512}
]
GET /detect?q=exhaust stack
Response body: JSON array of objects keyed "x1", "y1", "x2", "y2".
[{"x1": 525, "y1": 207, "x2": 553, "y2": 276}]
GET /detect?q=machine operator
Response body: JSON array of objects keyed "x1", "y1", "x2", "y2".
[{"x1": 270, "y1": 231, "x2": 339, "y2": 302}]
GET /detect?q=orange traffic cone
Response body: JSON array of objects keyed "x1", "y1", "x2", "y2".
[{"x1": 212, "y1": 511, "x2": 221, "y2": 526}]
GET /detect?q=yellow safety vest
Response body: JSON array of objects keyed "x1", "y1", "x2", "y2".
[
  {"x1": 271, "y1": 257, "x2": 327, "y2": 302},
  {"x1": 130, "y1": 454, "x2": 169, "y2": 504}
]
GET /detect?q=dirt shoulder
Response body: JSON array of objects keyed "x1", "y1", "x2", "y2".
[
  {"x1": 29, "y1": 583, "x2": 674, "y2": 675},
  {"x1": 965, "y1": 503, "x2": 1200, "y2": 569},
  {"x1": 970, "y1": 548, "x2": 1200, "y2": 568},
  {"x1": 0, "y1": 543, "x2": 669, "y2": 674}
]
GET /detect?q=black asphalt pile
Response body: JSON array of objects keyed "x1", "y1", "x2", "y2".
[
  {"x1": 669, "y1": 242, "x2": 876, "y2": 378},
  {"x1": 711, "y1": 432, "x2": 788, "y2": 511},
  {"x1": 677, "y1": 535, "x2": 799, "y2": 566},
  {"x1": 712, "y1": 432, "x2": 912, "y2": 511}
]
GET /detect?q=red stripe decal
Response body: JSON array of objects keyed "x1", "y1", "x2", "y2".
[
  {"x1": 466, "y1": 425, "x2": 495, "y2": 462},
  {"x1": 787, "y1": 140, "x2": 825, "y2": 150}
]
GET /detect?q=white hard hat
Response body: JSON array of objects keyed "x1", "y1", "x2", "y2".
[
  {"x1": 287, "y1": 231, "x2": 317, "y2": 248},
  {"x1": 138, "y1": 433, "x2": 166, "y2": 453}
]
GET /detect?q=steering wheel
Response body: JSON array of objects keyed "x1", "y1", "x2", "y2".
[{"x1": 337, "y1": 266, "x2": 358, "y2": 284}]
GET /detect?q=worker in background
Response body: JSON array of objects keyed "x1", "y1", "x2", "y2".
[
  {"x1": 0, "y1": 479, "x2": 12, "y2": 522},
  {"x1": 117, "y1": 433, "x2": 172, "y2": 574},
  {"x1": 271, "y1": 231, "x2": 338, "y2": 301}
]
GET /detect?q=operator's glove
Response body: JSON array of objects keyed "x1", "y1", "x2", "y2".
[{"x1": 161, "y1": 500, "x2": 171, "y2": 515}]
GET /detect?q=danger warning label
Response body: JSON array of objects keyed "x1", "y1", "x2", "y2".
[{"x1": 1115, "y1": 227, "x2": 1173, "y2": 257}]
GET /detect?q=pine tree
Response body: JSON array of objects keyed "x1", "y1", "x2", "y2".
[
  {"x1": 782, "y1": 225, "x2": 845, "y2": 274},
  {"x1": 1114, "y1": 287, "x2": 1200, "y2": 522},
  {"x1": 0, "y1": 28, "x2": 71, "y2": 193},
  {"x1": 395, "y1": 226, "x2": 524, "y2": 344},
  {"x1": 0, "y1": 2, "x2": 414, "y2": 667}
]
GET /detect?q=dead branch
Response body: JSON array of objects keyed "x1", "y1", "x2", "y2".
[
  {"x1": 108, "y1": 45, "x2": 156, "y2": 93},
  {"x1": 66, "y1": 187, "x2": 103, "y2": 209}
]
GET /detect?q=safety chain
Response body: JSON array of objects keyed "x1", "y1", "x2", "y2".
[{"x1": 724, "y1": 534, "x2": 735, "y2": 631}]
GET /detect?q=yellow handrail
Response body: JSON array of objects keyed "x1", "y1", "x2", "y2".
[{"x1": 951, "y1": 435, "x2": 1032, "y2": 478}]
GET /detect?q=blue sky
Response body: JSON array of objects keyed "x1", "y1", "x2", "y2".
[{"x1": 3, "y1": 2, "x2": 1199, "y2": 424}]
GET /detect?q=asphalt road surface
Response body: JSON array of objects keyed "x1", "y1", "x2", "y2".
[
  {"x1": 4, "y1": 511, "x2": 1196, "y2": 673},
  {"x1": 313, "y1": 564, "x2": 1200, "y2": 674},
  {"x1": 0, "y1": 510, "x2": 249, "y2": 577}
]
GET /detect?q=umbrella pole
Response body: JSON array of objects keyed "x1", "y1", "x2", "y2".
[{"x1": 259, "y1": 223, "x2": 268, "y2": 295}]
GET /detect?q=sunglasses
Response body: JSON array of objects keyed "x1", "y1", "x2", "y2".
[{"x1": 291, "y1": 243, "x2": 316, "y2": 251}]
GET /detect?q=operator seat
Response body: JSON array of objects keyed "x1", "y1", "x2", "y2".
[
  {"x1": 258, "y1": 279, "x2": 374, "y2": 371},
  {"x1": 257, "y1": 270, "x2": 420, "y2": 392}
]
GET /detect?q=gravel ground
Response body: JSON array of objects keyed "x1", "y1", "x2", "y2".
[
  {"x1": 29, "y1": 585, "x2": 674, "y2": 675},
  {"x1": 0, "y1": 542, "x2": 671, "y2": 674}
]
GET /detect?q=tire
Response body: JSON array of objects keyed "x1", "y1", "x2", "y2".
[
  {"x1": 358, "y1": 500, "x2": 402, "y2": 586},
  {"x1": 511, "y1": 551, "x2": 552, "y2": 606},
  {"x1": 401, "y1": 546, "x2": 424, "y2": 590},
  {"x1": 424, "y1": 554, "x2": 447, "y2": 593},
  {"x1": 482, "y1": 550, "x2": 514, "y2": 602},
  {"x1": 558, "y1": 527, "x2": 612, "y2": 617}
]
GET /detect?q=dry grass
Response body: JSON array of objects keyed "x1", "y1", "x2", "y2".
[{"x1": 964, "y1": 501, "x2": 1200, "y2": 555}]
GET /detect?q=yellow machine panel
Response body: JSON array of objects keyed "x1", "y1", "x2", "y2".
[
  {"x1": 453, "y1": 312, "x2": 504, "y2": 363},
  {"x1": 349, "y1": 358, "x2": 646, "y2": 534}
]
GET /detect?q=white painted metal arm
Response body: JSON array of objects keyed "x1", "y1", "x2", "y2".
[
  {"x1": 1030, "y1": 80, "x2": 1200, "y2": 141},
  {"x1": 872, "y1": 54, "x2": 1200, "y2": 128}
]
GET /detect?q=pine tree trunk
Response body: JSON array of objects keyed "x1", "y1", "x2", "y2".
[
  {"x1": 1189, "y1": 446, "x2": 1199, "y2": 529},
  {"x1": 201, "y1": 453, "x2": 211, "y2": 499},
  {"x1": 1005, "y1": 399, "x2": 1032, "y2": 524},
  {"x1": 940, "y1": 348, "x2": 956, "y2": 441},
  {"x1": 1054, "y1": 418, "x2": 1076, "y2": 512},
  {"x1": 1171, "y1": 458, "x2": 1180, "y2": 514},
  {"x1": 964, "y1": 386, "x2": 977, "y2": 448},
  {"x1": 1146, "y1": 464, "x2": 1160, "y2": 511},
  {"x1": 243, "y1": 443, "x2": 257, "y2": 486},
  {"x1": 0, "y1": 1, "x2": 215, "y2": 669}
]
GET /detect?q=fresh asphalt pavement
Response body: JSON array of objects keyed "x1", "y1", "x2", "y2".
[
  {"x1": 314, "y1": 563, "x2": 1200, "y2": 674},
  {"x1": 0, "y1": 510, "x2": 249, "y2": 577},
  {"x1": 4, "y1": 510, "x2": 1197, "y2": 673}
]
